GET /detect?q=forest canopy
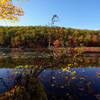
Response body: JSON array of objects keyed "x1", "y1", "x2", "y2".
[{"x1": 0, "y1": 26, "x2": 100, "y2": 48}]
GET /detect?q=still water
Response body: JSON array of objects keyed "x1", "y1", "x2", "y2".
[{"x1": 0, "y1": 49, "x2": 100, "y2": 100}]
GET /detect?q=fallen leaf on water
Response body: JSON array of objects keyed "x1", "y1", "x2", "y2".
[
  {"x1": 80, "y1": 77, "x2": 85, "y2": 82},
  {"x1": 65, "y1": 76, "x2": 68, "y2": 80},
  {"x1": 86, "y1": 82, "x2": 91, "y2": 87},
  {"x1": 60, "y1": 86, "x2": 64, "y2": 88},
  {"x1": 71, "y1": 77, "x2": 76, "y2": 80},
  {"x1": 94, "y1": 94, "x2": 100, "y2": 97}
]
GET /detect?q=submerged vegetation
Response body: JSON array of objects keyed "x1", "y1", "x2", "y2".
[{"x1": 0, "y1": 77, "x2": 47, "y2": 100}]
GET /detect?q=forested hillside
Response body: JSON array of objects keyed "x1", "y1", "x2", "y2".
[{"x1": 0, "y1": 26, "x2": 100, "y2": 48}]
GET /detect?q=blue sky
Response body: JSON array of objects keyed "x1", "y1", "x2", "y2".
[{"x1": 1, "y1": 0, "x2": 100, "y2": 30}]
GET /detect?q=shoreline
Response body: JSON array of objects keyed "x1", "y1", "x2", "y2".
[{"x1": 0, "y1": 47, "x2": 100, "y2": 53}]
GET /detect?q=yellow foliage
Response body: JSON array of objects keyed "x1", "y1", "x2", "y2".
[
  {"x1": 0, "y1": 0, "x2": 24, "y2": 22},
  {"x1": 74, "y1": 62, "x2": 78, "y2": 66},
  {"x1": 72, "y1": 71, "x2": 76, "y2": 74}
]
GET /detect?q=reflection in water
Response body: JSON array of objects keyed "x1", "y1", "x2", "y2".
[
  {"x1": 0, "y1": 49, "x2": 100, "y2": 100},
  {"x1": 39, "y1": 68, "x2": 100, "y2": 100},
  {"x1": 0, "y1": 69, "x2": 15, "y2": 94},
  {"x1": 0, "y1": 49, "x2": 99, "y2": 68},
  {"x1": 1, "y1": 67, "x2": 100, "y2": 100}
]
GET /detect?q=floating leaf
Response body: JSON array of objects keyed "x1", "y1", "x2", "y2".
[{"x1": 86, "y1": 82, "x2": 91, "y2": 87}]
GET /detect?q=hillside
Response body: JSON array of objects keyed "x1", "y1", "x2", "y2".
[{"x1": 0, "y1": 26, "x2": 100, "y2": 48}]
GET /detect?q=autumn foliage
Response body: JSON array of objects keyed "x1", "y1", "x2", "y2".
[
  {"x1": 0, "y1": 0, "x2": 24, "y2": 22},
  {"x1": 0, "y1": 26, "x2": 99, "y2": 48}
]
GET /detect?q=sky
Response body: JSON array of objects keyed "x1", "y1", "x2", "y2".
[{"x1": 1, "y1": 0, "x2": 100, "y2": 30}]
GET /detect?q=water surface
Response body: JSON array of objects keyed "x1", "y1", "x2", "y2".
[{"x1": 0, "y1": 49, "x2": 100, "y2": 100}]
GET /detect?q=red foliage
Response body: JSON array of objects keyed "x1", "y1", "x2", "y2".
[
  {"x1": 92, "y1": 37, "x2": 98, "y2": 43},
  {"x1": 53, "y1": 40, "x2": 60, "y2": 47},
  {"x1": 29, "y1": 42, "x2": 34, "y2": 48},
  {"x1": 60, "y1": 27, "x2": 65, "y2": 30},
  {"x1": 73, "y1": 40, "x2": 77, "y2": 45}
]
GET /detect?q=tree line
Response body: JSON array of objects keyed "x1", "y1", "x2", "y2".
[{"x1": 0, "y1": 26, "x2": 100, "y2": 48}]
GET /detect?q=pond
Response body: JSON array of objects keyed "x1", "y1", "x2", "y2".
[{"x1": 0, "y1": 48, "x2": 100, "y2": 100}]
